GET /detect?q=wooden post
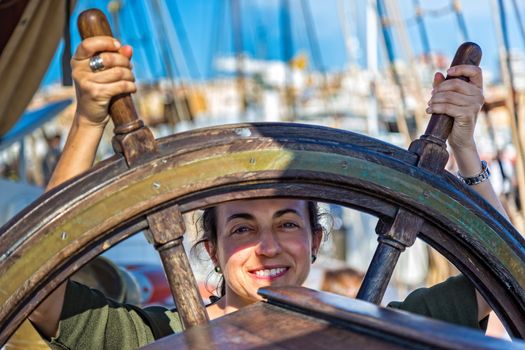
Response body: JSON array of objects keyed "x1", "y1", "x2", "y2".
[
  {"x1": 146, "y1": 205, "x2": 209, "y2": 328},
  {"x1": 77, "y1": 9, "x2": 157, "y2": 166},
  {"x1": 357, "y1": 42, "x2": 482, "y2": 304}
]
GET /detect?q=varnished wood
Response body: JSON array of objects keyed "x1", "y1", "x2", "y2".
[
  {"x1": 146, "y1": 205, "x2": 209, "y2": 328},
  {"x1": 141, "y1": 287, "x2": 525, "y2": 350},
  {"x1": 357, "y1": 43, "x2": 483, "y2": 304},
  {"x1": 77, "y1": 9, "x2": 157, "y2": 166},
  {"x1": 1, "y1": 122, "x2": 524, "y2": 344}
]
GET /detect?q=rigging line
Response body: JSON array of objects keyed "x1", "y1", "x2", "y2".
[
  {"x1": 254, "y1": 0, "x2": 270, "y2": 60},
  {"x1": 337, "y1": 0, "x2": 355, "y2": 67},
  {"x1": 207, "y1": 0, "x2": 224, "y2": 79},
  {"x1": 301, "y1": 0, "x2": 332, "y2": 118},
  {"x1": 376, "y1": 0, "x2": 412, "y2": 145},
  {"x1": 510, "y1": 0, "x2": 525, "y2": 50},
  {"x1": 280, "y1": 0, "x2": 295, "y2": 120},
  {"x1": 412, "y1": 0, "x2": 434, "y2": 70},
  {"x1": 385, "y1": 0, "x2": 426, "y2": 134},
  {"x1": 451, "y1": 0, "x2": 469, "y2": 41},
  {"x1": 157, "y1": 0, "x2": 192, "y2": 82},
  {"x1": 300, "y1": 0, "x2": 325, "y2": 73},
  {"x1": 126, "y1": 0, "x2": 154, "y2": 82},
  {"x1": 146, "y1": 0, "x2": 179, "y2": 80},
  {"x1": 493, "y1": 0, "x2": 525, "y2": 219},
  {"x1": 387, "y1": 1, "x2": 426, "y2": 132},
  {"x1": 230, "y1": 0, "x2": 247, "y2": 116},
  {"x1": 168, "y1": 0, "x2": 202, "y2": 80},
  {"x1": 497, "y1": 0, "x2": 520, "y2": 128},
  {"x1": 421, "y1": 4, "x2": 452, "y2": 17},
  {"x1": 404, "y1": 2, "x2": 457, "y2": 26},
  {"x1": 147, "y1": 0, "x2": 190, "y2": 123}
]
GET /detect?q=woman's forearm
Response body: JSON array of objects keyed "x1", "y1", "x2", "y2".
[
  {"x1": 46, "y1": 112, "x2": 107, "y2": 191},
  {"x1": 30, "y1": 112, "x2": 107, "y2": 338},
  {"x1": 451, "y1": 142, "x2": 507, "y2": 321}
]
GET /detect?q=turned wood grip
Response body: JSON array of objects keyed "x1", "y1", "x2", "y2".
[
  {"x1": 424, "y1": 42, "x2": 482, "y2": 142},
  {"x1": 77, "y1": 9, "x2": 143, "y2": 135}
]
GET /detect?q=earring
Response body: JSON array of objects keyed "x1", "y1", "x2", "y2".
[
  {"x1": 214, "y1": 265, "x2": 222, "y2": 274},
  {"x1": 311, "y1": 255, "x2": 317, "y2": 264}
]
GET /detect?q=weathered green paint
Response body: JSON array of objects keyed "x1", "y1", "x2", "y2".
[{"x1": 1, "y1": 148, "x2": 523, "y2": 306}]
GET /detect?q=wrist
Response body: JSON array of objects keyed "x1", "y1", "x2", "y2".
[
  {"x1": 450, "y1": 142, "x2": 483, "y2": 177},
  {"x1": 74, "y1": 110, "x2": 110, "y2": 130},
  {"x1": 457, "y1": 160, "x2": 491, "y2": 186}
]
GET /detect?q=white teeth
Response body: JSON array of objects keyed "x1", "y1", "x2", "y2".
[{"x1": 254, "y1": 267, "x2": 286, "y2": 277}]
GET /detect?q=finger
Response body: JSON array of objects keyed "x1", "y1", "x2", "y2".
[
  {"x1": 119, "y1": 45, "x2": 133, "y2": 60},
  {"x1": 432, "y1": 72, "x2": 446, "y2": 89},
  {"x1": 98, "y1": 80, "x2": 137, "y2": 95},
  {"x1": 74, "y1": 36, "x2": 121, "y2": 60},
  {"x1": 88, "y1": 67, "x2": 135, "y2": 84},
  {"x1": 96, "y1": 52, "x2": 132, "y2": 69},
  {"x1": 427, "y1": 100, "x2": 481, "y2": 118},
  {"x1": 433, "y1": 78, "x2": 482, "y2": 97},
  {"x1": 429, "y1": 91, "x2": 482, "y2": 108},
  {"x1": 81, "y1": 80, "x2": 137, "y2": 100},
  {"x1": 446, "y1": 65, "x2": 483, "y2": 89}
]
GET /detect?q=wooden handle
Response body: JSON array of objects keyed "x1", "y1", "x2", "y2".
[
  {"x1": 77, "y1": 9, "x2": 143, "y2": 135},
  {"x1": 423, "y1": 42, "x2": 482, "y2": 142}
]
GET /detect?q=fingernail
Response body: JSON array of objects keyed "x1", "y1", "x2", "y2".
[
  {"x1": 114, "y1": 40, "x2": 121, "y2": 49},
  {"x1": 426, "y1": 107, "x2": 432, "y2": 114},
  {"x1": 447, "y1": 67, "x2": 455, "y2": 73}
]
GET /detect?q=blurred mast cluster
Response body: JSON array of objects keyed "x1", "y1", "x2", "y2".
[{"x1": 1, "y1": 0, "x2": 525, "y2": 230}]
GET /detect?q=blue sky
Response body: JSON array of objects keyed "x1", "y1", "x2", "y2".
[{"x1": 42, "y1": 0, "x2": 525, "y2": 86}]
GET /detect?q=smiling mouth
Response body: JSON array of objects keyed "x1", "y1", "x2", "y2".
[{"x1": 250, "y1": 267, "x2": 289, "y2": 280}]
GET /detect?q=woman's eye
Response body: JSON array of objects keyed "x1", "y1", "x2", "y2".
[
  {"x1": 281, "y1": 222, "x2": 299, "y2": 229},
  {"x1": 232, "y1": 226, "x2": 252, "y2": 234}
]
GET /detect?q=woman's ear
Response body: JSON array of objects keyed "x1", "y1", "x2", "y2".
[
  {"x1": 312, "y1": 228, "x2": 323, "y2": 257},
  {"x1": 204, "y1": 241, "x2": 218, "y2": 265}
]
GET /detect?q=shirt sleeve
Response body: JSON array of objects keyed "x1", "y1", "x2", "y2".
[
  {"x1": 47, "y1": 280, "x2": 183, "y2": 350},
  {"x1": 387, "y1": 274, "x2": 488, "y2": 331}
]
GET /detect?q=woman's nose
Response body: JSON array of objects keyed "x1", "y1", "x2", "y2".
[{"x1": 255, "y1": 229, "x2": 282, "y2": 257}]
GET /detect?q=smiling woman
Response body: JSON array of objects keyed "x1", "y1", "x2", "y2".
[{"x1": 196, "y1": 199, "x2": 323, "y2": 318}]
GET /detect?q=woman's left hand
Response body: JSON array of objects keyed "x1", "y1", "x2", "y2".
[{"x1": 426, "y1": 64, "x2": 484, "y2": 151}]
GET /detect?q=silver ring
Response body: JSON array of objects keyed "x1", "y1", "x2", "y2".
[{"x1": 89, "y1": 54, "x2": 105, "y2": 72}]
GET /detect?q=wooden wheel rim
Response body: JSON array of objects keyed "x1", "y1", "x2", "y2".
[{"x1": 1, "y1": 123, "x2": 524, "y2": 343}]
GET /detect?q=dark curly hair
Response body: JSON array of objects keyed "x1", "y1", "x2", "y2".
[{"x1": 193, "y1": 200, "x2": 324, "y2": 298}]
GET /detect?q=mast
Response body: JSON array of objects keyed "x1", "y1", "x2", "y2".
[
  {"x1": 412, "y1": 0, "x2": 435, "y2": 70},
  {"x1": 147, "y1": 0, "x2": 191, "y2": 124},
  {"x1": 280, "y1": 0, "x2": 295, "y2": 121},
  {"x1": 451, "y1": 0, "x2": 469, "y2": 42},
  {"x1": 231, "y1": 0, "x2": 247, "y2": 119},
  {"x1": 492, "y1": 0, "x2": 525, "y2": 228},
  {"x1": 168, "y1": 0, "x2": 201, "y2": 80},
  {"x1": 366, "y1": 0, "x2": 379, "y2": 136},
  {"x1": 376, "y1": 0, "x2": 412, "y2": 145},
  {"x1": 385, "y1": 0, "x2": 426, "y2": 134}
]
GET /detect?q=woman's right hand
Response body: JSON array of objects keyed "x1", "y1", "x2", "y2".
[{"x1": 71, "y1": 36, "x2": 136, "y2": 127}]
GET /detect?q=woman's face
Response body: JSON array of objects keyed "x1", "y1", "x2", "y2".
[{"x1": 208, "y1": 198, "x2": 321, "y2": 308}]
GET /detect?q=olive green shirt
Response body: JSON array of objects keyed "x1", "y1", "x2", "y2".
[{"x1": 47, "y1": 275, "x2": 485, "y2": 350}]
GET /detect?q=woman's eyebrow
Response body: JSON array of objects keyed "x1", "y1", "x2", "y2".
[
  {"x1": 273, "y1": 209, "x2": 301, "y2": 218},
  {"x1": 226, "y1": 213, "x2": 255, "y2": 223}
]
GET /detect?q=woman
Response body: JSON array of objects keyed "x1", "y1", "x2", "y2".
[{"x1": 29, "y1": 36, "x2": 501, "y2": 349}]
